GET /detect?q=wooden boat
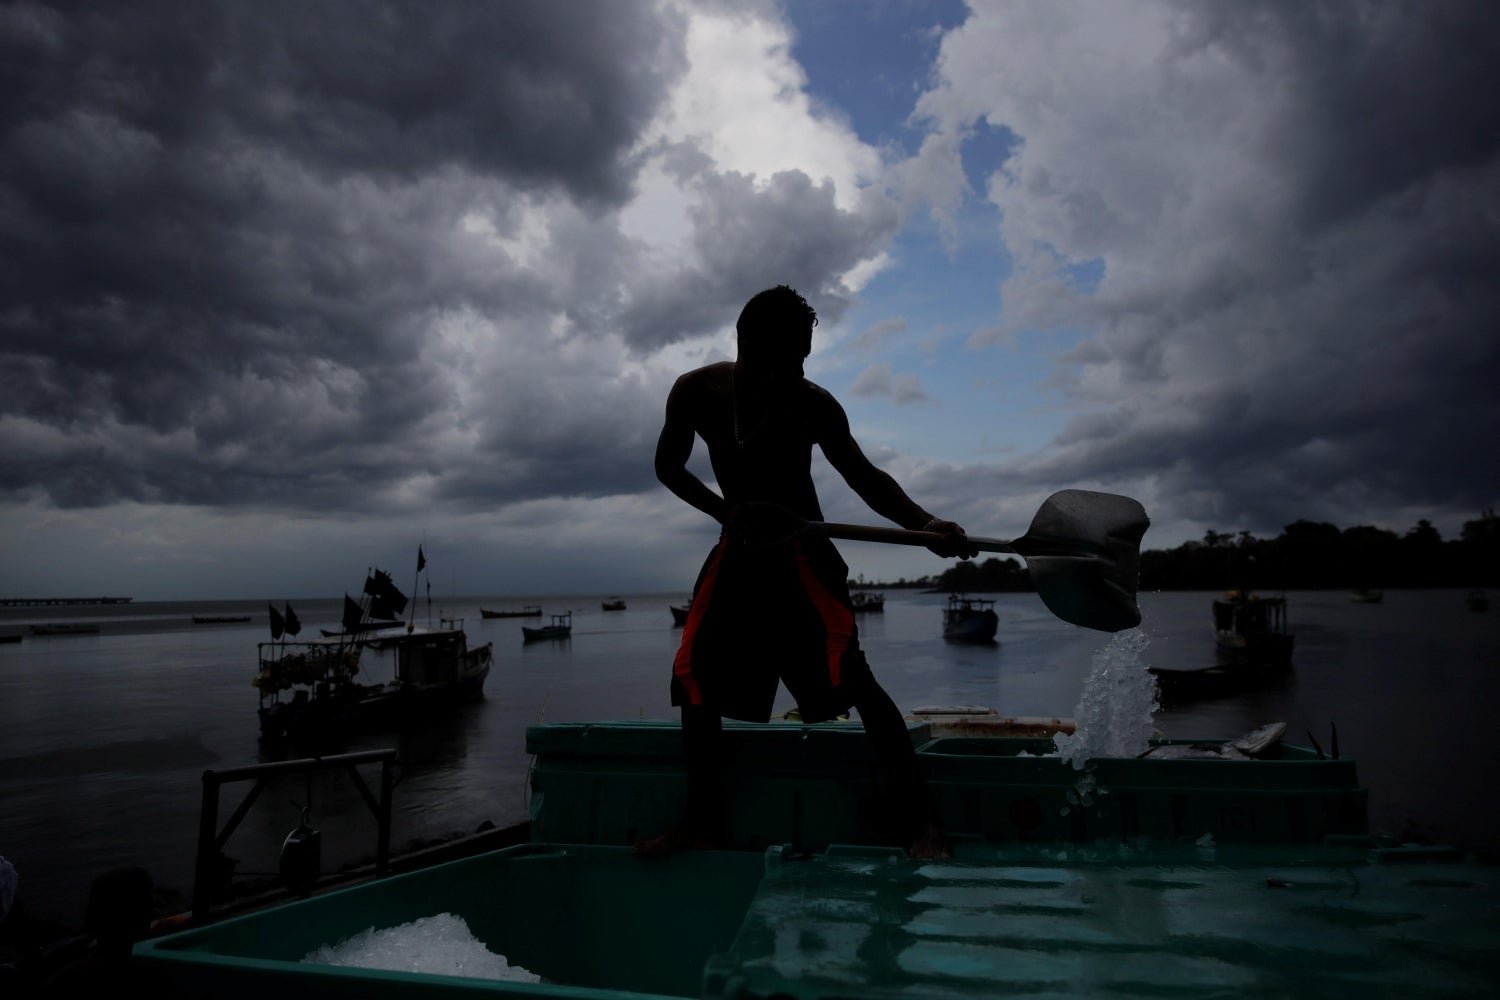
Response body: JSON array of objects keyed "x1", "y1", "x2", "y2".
[
  {"x1": 480, "y1": 605, "x2": 541, "y2": 619},
  {"x1": 1212, "y1": 590, "x2": 1294, "y2": 665},
  {"x1": 319, "y1": 618, "x2": 402, "y2": 638},
  {"x1": 522, "y1": 611, "x2": 572, "y2": 642},
  {"x1": 136, "y1": 714, "x2": 1500, "y2": 998},
  {"x1": 256, "y1": 553, "x2": 491, "y2": 744},
  {"x1": 601, "y1": 597, "x2": 626, "y2": 611},
  {"x1": 29, "y1": 622, "x2": 100, "y2": 635},
  {"x1": 850, "y1": 589, "x2": 885, "y2": 613},
  {"x1": 1469, "y1": 589, "x2": 1490, "y2": 612},
  {"x1": 192, "y1": 615, "x2": 252, "y2": 624},
  {"x1": 669, "y1": 603, "x2": 690, "y2": 626},
  {"x1": 1349, "y1": 588, "x2": 1384, "y2": 604},
  {"x1": 254, "y1": 618, "x2": 491, "y2": 745},
  {"x1": 942, "y1": 593, "x2": 998, "y2": 642}
]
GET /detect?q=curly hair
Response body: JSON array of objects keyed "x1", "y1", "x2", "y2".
[{"x1": 736, "y1": 285, "x2": 818, "y2": 359}]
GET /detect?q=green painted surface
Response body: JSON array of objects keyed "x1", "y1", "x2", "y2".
[
  {"x1": 132, "y1": 723, "x2": 1497, "y2": 998},
  {"x1": 707, "y1": 843, "x2": 1500, "y2": 998},
  {"x1": 526, "y1": 722, "x2": 1367, "y2": 850}
]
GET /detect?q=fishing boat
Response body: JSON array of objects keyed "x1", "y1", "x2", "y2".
[
  {"x1": 254, "y1": 619, "x2": 491, "y2": 745},
  {"x1": 522, "y1": 610, "x2": 572, "y2": 642},
  {"x1": 850, "y1": 589, "x2": 885, "y2": 613},
  {"x1": 318, "y1": 618, "x2": 403, "y2": 637},
  {"x1": 255, "y1": 555, "x2": 492, "y2": 745},
  {"x1": 669, "y1": 603, "x2": 691, "y2": 626},
  {"x1": 1212, "y1": 589, "x2": 1294, "y2": 665},
  {"x1": 480, "y1": 605, "x2": 541, "y2": 619},
  {"x1": 135, "y1": 711, "x2": 1500, "y2": 997},
  {"x1": 601, "y1": 597, "x2": 626, "y2": 611},
  {"x1": 942, "y1": 593, "x2": 998, "y2": 642}
]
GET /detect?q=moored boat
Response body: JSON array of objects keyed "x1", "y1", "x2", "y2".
[
  {"x1": 522, "y1": 610, "x2": 572, "y2": 642},
  {"x1": 480, "y1": 605, "x2": 541, "y2": 618},
  {"x1": 1349, "y1": 588, "x2": 1384, "y2": 604},
  {"x1": 254, "y1": 619, "x2": 492, "y2": 746},
  {"x1": 256, "y1": 553, "x2": 492, "y2": 745},
  {"x1": 850, "y1": 589, "x2": 885, "y2": 613},
  {"x1": 669, "y1": 603, "x2": 690, "y2": 626},
  {"x1": 1212, "y1": 589, "x2": 1294, "y2": 665},
  {"x1": 193, "y1": 615, "x2": 252, "y2": 624},
  {"x1": 601, "y1": 597, "x2": 626, "y2": 611},
  {"x1": 942, "y1": 593, "x2": 998, "y2": 642},
  {"x1": 1469, "y1": 589, "x2": 1490, "y2": 612}
]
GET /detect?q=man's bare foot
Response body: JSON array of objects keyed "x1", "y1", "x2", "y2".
[
  {"x1": 908, "y1": 821, "x2": 953, "y2": 860},
  {"x1": 633, "y1": 826, "x2": 722, "y2": 859}
]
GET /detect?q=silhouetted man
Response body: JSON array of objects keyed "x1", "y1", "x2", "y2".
[{"x1": 642, "y1": 285, "x2": 976, "y2": 859}]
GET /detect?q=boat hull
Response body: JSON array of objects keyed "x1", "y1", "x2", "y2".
[
  {"x1": 942, "y1": 594, "x2": 999, "y2": 642},
  {"x1": 134, "y1": 722, "x2": 1500, "y2": 999},
  {"x1": 1213, "y1": 629, "x2": 1295, "y2": 666}
]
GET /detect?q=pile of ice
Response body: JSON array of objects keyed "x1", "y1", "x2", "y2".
[
  {"x1": 301, "y1": 912, "x2": 541, "y2": 982},
  {"x1": 1049, "y1": 630, "x2": 1159, "y2": 811}
]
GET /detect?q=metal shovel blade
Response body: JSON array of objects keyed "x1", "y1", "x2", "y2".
[{"x1": 1010, "y1": 490, "x2": 1149, "y2": 632}]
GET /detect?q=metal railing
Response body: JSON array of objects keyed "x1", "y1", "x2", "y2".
[{"x1": 193, "y1": 748, "x2": 396, "y2": 921}]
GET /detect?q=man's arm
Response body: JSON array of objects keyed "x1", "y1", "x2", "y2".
[
  {"x1": 655, "y1": 374, "x2": 732, "y2": 525},
  {"x1": 814, "y1": 389, "x2": 976, "y2": 558}
]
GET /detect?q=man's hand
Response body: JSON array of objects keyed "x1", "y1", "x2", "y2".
[{"x1": 923, "y1": 519, "x2": 978, "y2": 560}]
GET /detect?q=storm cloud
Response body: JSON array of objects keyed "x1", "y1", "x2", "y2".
[{"x1": 914, "y1": 0, "x2": 1500, "y2": 540}]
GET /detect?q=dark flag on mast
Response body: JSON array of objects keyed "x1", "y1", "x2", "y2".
[
  {"x1": 284, "y1": 603, "x2": 301, "y2": 637},
  {"x1": 268, "y1": 603, "x2": 285, "y2": 640},
  {"x1": 342, "y1": 593, "x2": 364, "y2": 634},
  {"x1": 417, "y1": 546, "x2": 426, "y2": 573},
  {"x1": 365, "y1": 569, "x2": 408, "y2": 616}
]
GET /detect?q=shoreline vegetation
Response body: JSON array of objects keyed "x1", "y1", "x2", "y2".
[{"x1": 853, "y1": 511, "x2": 1500, "y2": 593}]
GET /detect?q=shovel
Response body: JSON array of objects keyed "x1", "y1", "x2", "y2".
[{"x1": 812, "y1": 490, "x2": 1149, "y2": 633}]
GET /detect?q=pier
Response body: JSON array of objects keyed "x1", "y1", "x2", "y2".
[{"x1": 0, "y1": 596, "x2": 133, "y2": 606}]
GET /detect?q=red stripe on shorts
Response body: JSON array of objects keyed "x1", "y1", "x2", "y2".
[
  {"x1": 793, "y1": 540, "x2": 855, "y2": 687},
  {"x1": 671, "y1": 539, "x2": 726, "y2": 705}
]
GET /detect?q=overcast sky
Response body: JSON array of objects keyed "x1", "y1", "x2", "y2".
[{"x1": 2, "y1": 0, "x2": 1496, "y2": 601}]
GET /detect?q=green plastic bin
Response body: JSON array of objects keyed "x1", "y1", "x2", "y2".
[
  {"x1": 918, "y1": 737, "x2": 1368, "y2": 845},
  {"x1": 526, "y1": 720, "x2": 932, "y2": 852},
  {"x1": 133, "y1": 843, "x2": 767, "y2": 999}
]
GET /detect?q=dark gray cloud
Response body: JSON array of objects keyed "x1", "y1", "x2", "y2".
[{"x1": 1, "y1": 1, "x2": 687, "y2": 512}]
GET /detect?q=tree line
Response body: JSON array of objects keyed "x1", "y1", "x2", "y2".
[{"x1": 853, "y1": 510, "x2": 1499, "y2": 592}]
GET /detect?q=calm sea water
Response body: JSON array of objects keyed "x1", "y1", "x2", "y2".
[{"x1": 2, "y1": 588, "x2": 1497, "y2": 931}]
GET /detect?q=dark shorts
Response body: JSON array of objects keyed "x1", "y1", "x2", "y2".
[{"x1": 670, "y1": 533, "x2": 871, "y2": 723}]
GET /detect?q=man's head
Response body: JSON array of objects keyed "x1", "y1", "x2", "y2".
[{"x1": 736, "y1": 286, "x2": 817, "y2": 376}]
